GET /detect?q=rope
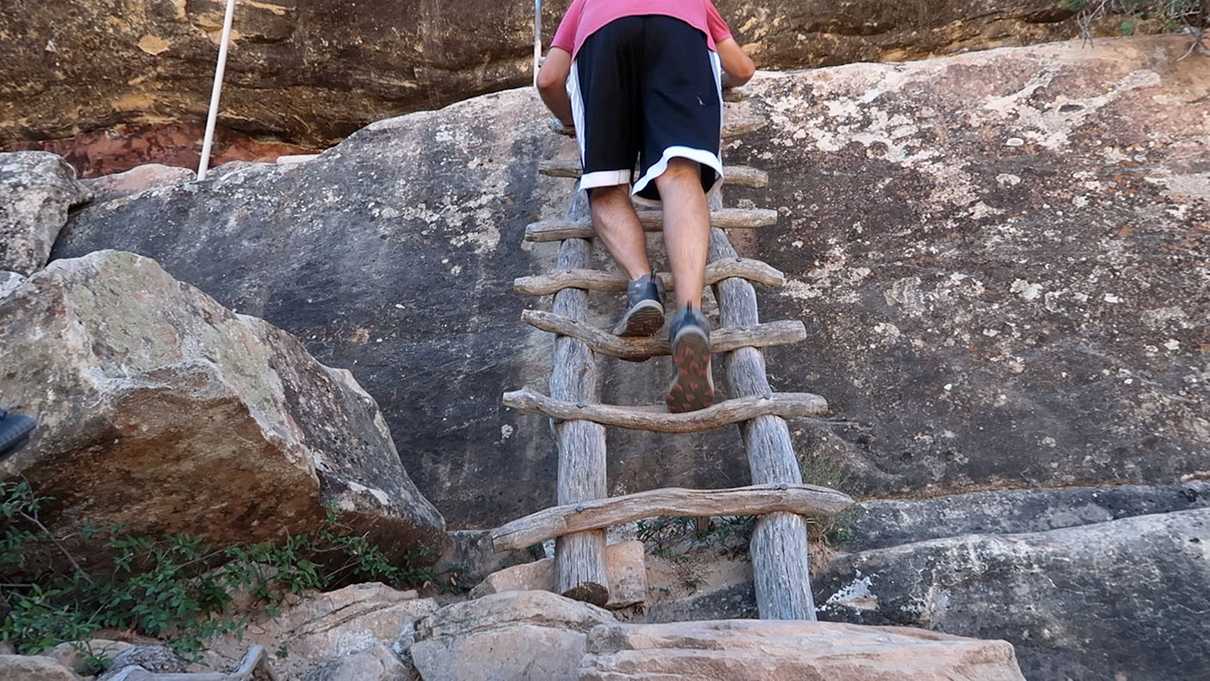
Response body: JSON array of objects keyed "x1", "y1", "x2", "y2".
[{"x1": 533, "y1": 0, "x2": 543, "y2": 86}]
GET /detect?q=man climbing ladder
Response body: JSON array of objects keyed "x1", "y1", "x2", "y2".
[{"x1": 536, "y1": 0, "x2": 756, "y2": 413}]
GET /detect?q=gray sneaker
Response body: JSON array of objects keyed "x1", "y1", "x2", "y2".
[
  {"x1": 612, "y1": 272, "x2": 666, "y2": 337},
  {"x1": 665, "y1": 306, "x2": 714, "y2": 413}
]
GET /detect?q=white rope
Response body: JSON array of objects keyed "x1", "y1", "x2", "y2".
[
  {"x1": 533, "y1": 0, "x2": 543, "y2": 86},
  {"x1": 197, "y1": 0, "x2": 238, "y2": 180}
]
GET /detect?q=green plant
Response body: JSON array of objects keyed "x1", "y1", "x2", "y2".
[
  {"x1": 1067, "y1": 0, "x2": 1207, "y2": 51},
  {"x1": 0, "y1": 480, "x2": 434, "y2": 658}
]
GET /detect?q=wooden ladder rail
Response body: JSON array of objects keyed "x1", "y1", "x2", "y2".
[
  {"x1": 708, "y1": 226, "x2": 817, "y2": 621},
  {"x1": 549, "y1": 193, "x2": 610, "y2": 606}
]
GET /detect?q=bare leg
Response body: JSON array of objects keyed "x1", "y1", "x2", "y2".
[
  {"x1": 654, "y1": 159, "x2": 710, "y2": 310},
  {"x1": 589, "y1": 185, "x2": 650, "y2": 280}
]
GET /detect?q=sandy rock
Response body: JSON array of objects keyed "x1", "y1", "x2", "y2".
[
  {"x1": 0, "y1": 251, "x2": 444, "y2": 563},
  {"x1": 578, "y1": 620, "x2": 1026, "y2": 680},
  {"x1": 0, "y1": 655, "x2": 82, "y2": 680},
  {"x1": 301, "y1": 643, "x2": 417, "y2": 681},
  {"x1": 82, "y1": 164, "x2": 195, "y2": 202},
  {"x1": 817, "y1": 508, "x2": 1210, "y2": 681},
  {"x1": 55, "y1": 36, "x2": 1210, "y2": 532},
  {"x1": 205, "y1": 583, "x2": 436, "y2": 680},
  {"x1": 470, "y1": 540, "x2": 647, "y2": 608},
  {"x1": 45, "y1": 640, "x2": 133, "y2": 675},
  {"x1": 410, "y1": 591, "x2": 615, "y2": 681},
  {"x1": 0, "y1": 152, "x2": 90, "y2": 275}
]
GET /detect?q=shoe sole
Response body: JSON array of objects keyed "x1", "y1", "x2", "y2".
[
  {"x1": 614, "y1": 300, "x2": 666, "y2": 337},
  {"x1": 665, "y1": 326, "x2": 714, "y2": 413}
]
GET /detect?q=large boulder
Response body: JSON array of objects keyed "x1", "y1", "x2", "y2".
[
  {"x1": 1, "y1": 0, "x2": 1143, "y2": 175},
  {"x1": 0, "y1": 152, "x2": 90, "y2": 275},
  {"x1": 816, "y1": 507, "x2": 1210, "y2": 681},
  {"x1": 53, "y1": 36, "x2": 1210, "y2": 530},
  {"x1": 577, "y1": 620, "x2": 1026, "y2": 681},
  {"x1": 0, "y1": 250, "x2": 444, "y2": 562},
  {"x1": 0, "y1": 655, "x2": 81, "y2": 681},
  {"x1": 410, "y1": 591, "x2": 615, "y2": 681}
]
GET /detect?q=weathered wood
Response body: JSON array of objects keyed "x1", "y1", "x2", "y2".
[
  {"x1": 119, "y1": 646, "x2": 266, "y2": 681},
  {"x1": 523, "y1": 311, "x2": 806, "y2": 361},
  {"x1": 550, "y1": 237, "x2": 610, "y2": 606},
  {"x1": 710, "y1": 227, "x2": 816, "y2": 621},
  {"x1": 525, "y1": 208, "x2": 777, "y2": 242},
  {"x1": 513, "y1": 258, "x2": 785, "y2": 296},
  {"x1": 502, "y1": 387, "x2": 828, "y2": 433},
  {"x1": 492, "y1": 484, "x2": 855, "y2": 551},
  {"x1": 539, "y1": 159, "x2": 768, "y2": 188}
]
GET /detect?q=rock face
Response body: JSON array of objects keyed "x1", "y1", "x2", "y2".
[
  {"x1": 0, "y1": 0, "x2": 1154, "y2": 175},
  {"x1": 0, "y1": 152, "x2": 90, "y2": 275},
  {"x1": 203, "y1": 582, "x2": 436, "y2": 680},
  {"x1": 578, "y1": 620, "x2": 1026, "y2": 681},
  {"x1": 817, "y1": 507, "x2": 1210, "y2": 681},
  {"x1": 410, "y1": 591, "x2": 615, "y2": 681},
  {"x1": 0, "y1": 655, "x2": 81, "y2": 681},
  {"x1": 81, "y1": 163, "x2": 196, "y2": 203},
  {"x1": 55, "y1": 36, "x2": 1210, "y2": 530},
  {"x1": 0, "y1": 250, "x2": 444, "y2": 562}
]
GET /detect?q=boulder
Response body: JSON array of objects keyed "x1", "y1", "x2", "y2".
[
  {"x1": 470, "y1": 540, "x2": 648, "y2": 608},
  {"x1": 816, "y1": 508, "x2": 1210, "y2": 681},
  {"x1": 97, "y1": 646, "x2": 185, "y2": 680},
  {"x1": 203, "y1": 582, "x2": 436, "y2": 680},
  {"x1": 577, "y1": 620, "x2": 1026, "y2": 681},
  {"x1": 45, "y1": 640, "x2": 133, "y2": 676},
  {"x1": 410, "y1": 591, "x2": 615, "y2": 681},
  {"x1": 82, "y1": 164, "x2": 196, "y2": 203},
  {"x1": 0, "y1": 250, "x2": 444, "y2": 563},
  {"x1": 0, "y1": 655, "x2": 81, "y2": 681},
  {"x1": 0, "y1": 152, "x2": 90, "y2": 275},
  {"x1": 301, "y1": 643, "x2": 417, "y2": 681},
  {"x1": 1, "y1": 0, "x2": 1145, "y2": 175}
]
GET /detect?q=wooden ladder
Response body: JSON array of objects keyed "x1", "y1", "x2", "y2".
[{"x1": 497, "y1": 98, "x2": 852, "y2": 620}]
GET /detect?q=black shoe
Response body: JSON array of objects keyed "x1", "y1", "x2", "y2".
[
  {"x1": 0, "y1": 409, "x2": 37, "y2": 459},
  {"x1": 612, "y1": 272, "x2": 665, "y2": 337},
  {"x1": 665, "y1": 306, "x2": 714, "y2": 413}
]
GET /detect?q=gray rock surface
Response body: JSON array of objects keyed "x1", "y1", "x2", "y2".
[
  {"x1": 82, "y1": 164, "x2": 195, "y2": 203},
  {"x1": 301, "y1": 643, "x2": 416, "y2": 681},
  {"x1": 53, "y1": 36, "x2": 1210, "y2": 529},
  {"x1": 0, "y1": 250, "x2": 444, "y2": 562},
  {"x1": 97, "y1": 646, "x2": 185, "y2": 680},
  {"x1": 579, "y1": 620, "x2": 1026, "y2": 681},
  {"x1": 0, "y1": 655, "x2": 81, "y2": 681},
  {"x1": 838, "y1": 481, "x2": 1210, "y2": 551},
  {"x1": 816, "y1": 508, "x2": 1210, "y2": 681},
  {"x1": 410, "y1": 591, "x2": 615, "y2": 681},
  {"x1": 0, "y1": 271, "x2": 24, "y2": 299},
  {"x1": 0, "y1": 152, "x2": 90, "y2": 275}
]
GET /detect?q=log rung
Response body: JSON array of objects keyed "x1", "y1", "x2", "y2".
[
  {"x1": 523, "y1": 311, "x2": 806, "y2": 361},
  {"x1": 539, "y1": 160, "x2": 769, "y2": 189},
  {"x1": 502, "y1": 387, "x2": 828, "y2": 433},
  {"x1": 514, "y1": 257, "x2": 784, "y2": 296},
  {"x1": 526, "y1": 208, "x2": 777, "y2": 242},
  {"x1": 491, "y1": 483, "x2": 854, "y2": 551}
]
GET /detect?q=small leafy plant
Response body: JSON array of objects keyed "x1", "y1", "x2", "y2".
[{"x1": 0, "y1": 480, "x2": 434, "y2": 659}]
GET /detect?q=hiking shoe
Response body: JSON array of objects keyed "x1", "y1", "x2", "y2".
[
  {"x1": 0, "y1": 409, "x2": 37, "y2": 459},
  {"x1": 665, "y1": 306, "x2": 714, "y2": 413},
  {"x1": 612, "y1": 272, "x2": 665, "y2": 337}
]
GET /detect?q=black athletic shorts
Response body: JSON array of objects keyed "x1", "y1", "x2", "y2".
[{"x1": 567, "y1": 15, "x2": 724, "y2": 201}]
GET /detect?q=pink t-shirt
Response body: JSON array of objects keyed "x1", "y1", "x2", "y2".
[{"x1": 551, "y1": 0, "x2": 733, "y2": 58}]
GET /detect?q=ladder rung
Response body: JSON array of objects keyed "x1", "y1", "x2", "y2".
[
  {"x1": 491, "y1": 483, "x2": 854, "y2": 551},
  {"x1": 523, "y1": 311, "x2": 806, "y2": 361},
  {"x1": 539, "y1": 160, "x2": 769, "y2": 188},
  {"x1": 525, "y1": 208, "x2": 777, "y2": 242},
  {"x1": 514, "y1": 258, "x2": 784, "y2": 296},
  {"x1": 501, "y1": 387, "x2": 828, "y2": 433}
]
